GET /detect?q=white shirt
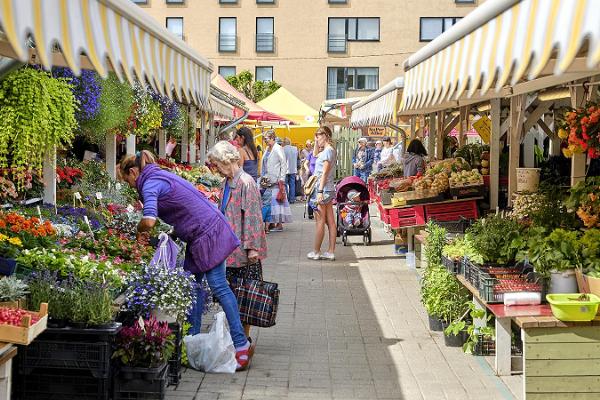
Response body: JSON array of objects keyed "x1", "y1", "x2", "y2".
[
  {"x1": 283, "y1": 145, "x2": 299, "y2": 175},
  {"x1": 379, "y1": 147, "x2": 395, "y2": 167}
]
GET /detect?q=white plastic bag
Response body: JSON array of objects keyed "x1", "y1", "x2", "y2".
[{"x1": 184, "y1": 311, "x2": 237, "y2": 374}]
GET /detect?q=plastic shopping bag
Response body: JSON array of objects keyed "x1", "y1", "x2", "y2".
[
  {"x1": 150, "y1": 232, "x2": 180, "y2": 269},
  {"x1": 183, "y1": 311, "x2": 237, "y2": 374}
]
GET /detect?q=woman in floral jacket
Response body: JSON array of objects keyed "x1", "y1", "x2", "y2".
[{"x1": 208, "y1": 141, "x2": 268, "y2": 337}]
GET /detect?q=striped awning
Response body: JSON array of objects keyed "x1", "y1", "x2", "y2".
[
  {"x1": 350, "y1": 77, "x2": 403, "y2": 128},
  {"x1": 0, "y1": 0, "x2": 212, "y2": 108},
  {"x1": 209, "y1": 95, "x2": 235, "y2": 120},
  {"x1": 400, "y1": 0, "x2": 600, "y2": 113}
]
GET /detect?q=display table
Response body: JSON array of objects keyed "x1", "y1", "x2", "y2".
[
  {"x1": 0, "y1": 342, "x2": 16, "y2": 400},
  {"x1": 514, "y1": 316, "x2": 600, "y2": 400}
]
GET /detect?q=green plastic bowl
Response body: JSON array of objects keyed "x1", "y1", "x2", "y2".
[{"x1": 546, "y1": 293, "x2": 600, "y2": 321}]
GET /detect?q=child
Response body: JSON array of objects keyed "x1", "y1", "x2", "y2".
[{"x1": 341, "y1": 190, "x2": 363, "y2": 228}]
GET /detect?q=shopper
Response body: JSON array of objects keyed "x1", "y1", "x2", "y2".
[
  {"x1": 283, "y1": 138, "x2": 299, "y2": 204},
  {"x1": 119, "y1": 150, "x2": 254, "y2": 371},
  {"x1": 403, "y1": 139, "x2": 428, "y2": 177},
  {"x1": 307, "y1": 126, "x2": 337, "y2": 261},
  {"x1": 352, "y1": 137, "x2": 374, "y2": 183},
  {"x1": 208, "y1": 141, "x2": 267, "y2": 338},
  {"x1": 260, "y1": 130, "x2": 292, "y2": 232},
  {"x1": 373, "y1": 140, "x2": 383, "y2": 172},
  {"x1": 234, "y1": 127, "x2": 259, "y2": 181}
]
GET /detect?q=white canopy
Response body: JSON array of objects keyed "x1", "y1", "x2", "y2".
[
  {"x1": 400, "y1": 0, "x2": 600, "y2": 113},
  {"x1": 0, "y1": 0, "x2": 212, "y2": 108},
  {"x1": 350, "y1": 77, "x2": 403, "y2": 128}
]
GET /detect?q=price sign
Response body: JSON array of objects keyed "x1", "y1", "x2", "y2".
[
  {"x1": 36, "y1": 205, "x2": 43, "y2": 222},
  {"x1": 127, "y1": 204, "x2": 135, "y2": 213},
  {"x1": 74, "y1": 192, "x2": 82, "y2": 200},
  {"x1": 96, "y1": 192, "x2": 103, "y2": 200},
  {"x1": 473, "y1": 116, "x2": 491, "y2": 144},
  {"x1": 115, "y1": 183, "x2": 122, "y2": 191}
]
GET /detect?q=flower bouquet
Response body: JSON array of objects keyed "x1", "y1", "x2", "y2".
[{"x1": 559, "y1": 102, "x2": 600, "y2": 158}]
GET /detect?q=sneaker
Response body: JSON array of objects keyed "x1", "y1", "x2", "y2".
[
  {"x1": 271, "y1": 227, "x2": 283, "y2": 232},
  {"x1": 321, "y1": 252, "x2": 335, "y2": 261},
  {"x1": 307, "y1": 251, "x2": 321, "y2": 260}
]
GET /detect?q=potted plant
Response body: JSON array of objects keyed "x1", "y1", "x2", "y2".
[
  {"x1": 0, "y1": 276, "x2": 28, "y2": 308},
  {"x1": 465, "y1": 215, "x2": 523, "y2": 265},
  {"x1": 424, "y1": 221, "x2": 447, "y2": 267},
  {"x1": 519, "y1": 227, "x2": 582, "y2": 293},
  {"x1": 0, "y1": 233, "x2": 22, "y2": 275},
  {"x1": 421, "y1": 266, "x2": 447, "y2": 331}
]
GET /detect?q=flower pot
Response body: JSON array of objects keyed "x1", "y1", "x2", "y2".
[
  {"x1": 47, "y1": 317, "x2": 67, "y2": 328},
  {"x1": 68, "y1": 321, "x2": 88, "y2": 329},
  {"x1": 441, "y1": 321, "x2": 467, "y2": 347},
  {"x1": 89, "y1": 321, "x2": 118, "y2": 330},
  {"x1": 0, "y1": 256, "x2": 17, "y2": 276},
  {"x1": 516, "y1": 168, "x2": 540, "y2": 193},
  {"x1": 151, "y1": 308, "x2": 177, "y2": 323},
  {"x1": 549, "y1": 269, "x2": 578, "y2": 294},
  {"x1": 428, "y1": 315, "x2": 444, "y2": 331}
]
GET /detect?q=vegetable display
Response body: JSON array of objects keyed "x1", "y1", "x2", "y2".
[{"x1": 0, "y1": 307, "x2": 40, "y2": 326}]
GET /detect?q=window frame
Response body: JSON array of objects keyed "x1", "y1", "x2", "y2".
[
  {"x1": 328, "y1": 0, "x2": 347, "y2": 3},
  {"x1": 165, "y1": 17, "x2": 184, "y2": 40},
  {"x1": 419, "y1": 17, "x2": 461, "y2": 42},
  {"x1": 219, "y1": 0, "x2": 238, "y2": 4},
  {"x1": 166, "y1": 0, "x2": 185, "y2": 4},
  {"x1": 132, "y1": 0, "x2": 148, "y2": 4},
  {"x1": 255, "y1": 66, "x2": 274, "y2": 82},
  {"x1": 218, "y1": 66, "x2": 237, "y2": 78},
  {"x1": 219, "y1": 17, "x2": 237, "y2": 52},
  {"x1": 326, "y1": 66, "x2": 379, "y2": 99},
  {"x1": 328, "y1": 17, "x2": 380, "y2": 45},
  {"x1": 256, "y1": 17, "x2": 275, "y2": 53},
  {"x1": 455, "y1": 0, "x2": 475, "y2": 3},
  {"x1": 256, "y1": 0, "x2": 275, "y2": 3}
]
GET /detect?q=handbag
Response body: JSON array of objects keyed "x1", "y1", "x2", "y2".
[
  {"x1": 303, "y1": 175, "x2": 318, "y2": 196},
  {"x1": 276, "y1": 180, "x2": 287, "y2": 203},
  {"x1": 229, "y1": 277, "x2": 279, "y2": 328}
]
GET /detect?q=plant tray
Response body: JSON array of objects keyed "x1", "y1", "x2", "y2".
[
  {"x1": 14, "y1": 368, "x2": 110, "y2": 400},
  {"x1": 0, "y1": 302, "x2": 48, "y2": 345},
  {"x1": 449, "y1": 184, "x2": 485, "y2": 199},
  {"x1": 167, "y1": 322, "x2": 183, "y2": 386},
  {"x1": 113, "y1": 363, "x2": 167, "y2": 400},
  {"x1": 442, "y1": 255, "x2": 459, "y2": 275},
  {"x1": 479, "y1": 274, "x2": 542, "y2": 303}
]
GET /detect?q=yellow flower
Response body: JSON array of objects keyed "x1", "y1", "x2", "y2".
[
  {"x1": 0, "y1": 234, "x2": 8, "y2": 242},
  {"x1": 557, "y1": 128, "x2": 568, "y2": 139},
  {"x1": 8, "y1": 237, "x2": 22, "y2": 247},
  {"x1": 562, "y1": 148, "x2": 573, "y2": 158}
]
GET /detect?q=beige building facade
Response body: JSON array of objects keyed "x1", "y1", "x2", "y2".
[{"x1": 135, "y1": 0, "x2": 481, "y2": 110}]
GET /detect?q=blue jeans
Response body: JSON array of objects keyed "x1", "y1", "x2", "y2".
[
  {"x1": 188, "y1": 261, "x2": 247, "y2": 349},
  {"x1": 355, "y1": 170, "x2": 369, "y2": 183},
  {"x1": 286, "y1": 173, "x2": 296, "y2": 203}
]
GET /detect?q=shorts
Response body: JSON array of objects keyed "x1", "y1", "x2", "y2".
[
  {"x1": 226, "y1": 261, "x2": 264, "y2": 282},
  {"x1": 309, "y1": 189, "x2": 334, "y2": 211}
]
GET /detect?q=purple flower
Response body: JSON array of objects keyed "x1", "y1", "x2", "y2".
[{"x1": 52, "y1": 67, "x2": 101, "y2": 122}]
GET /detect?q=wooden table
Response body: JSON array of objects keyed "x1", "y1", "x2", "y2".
[
  {"x1": 0, "y1": 342, "x2": 16, "y2": 400},
  {"x1": 513, "y1": 315, "x2": 600, "y2": 400},
  {"x1": 456, "y1": 275, "x2": 551, "y2": 377}
]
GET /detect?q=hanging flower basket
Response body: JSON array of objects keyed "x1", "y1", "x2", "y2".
[{"x1": 559, "y1": 102, "x2": 600, "y2": 158}]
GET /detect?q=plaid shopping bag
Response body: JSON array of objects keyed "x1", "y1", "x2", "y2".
[{"x1": 229, "y1": 277, "x2": 279, "y2": 328}]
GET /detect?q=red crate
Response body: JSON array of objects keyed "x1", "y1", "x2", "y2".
[
  {"x1": 389, "y1": 205, "x2": 425, "y2": 229},
  {"x1": 425, "y1": 200, "x2": 478, "y2": 222}
]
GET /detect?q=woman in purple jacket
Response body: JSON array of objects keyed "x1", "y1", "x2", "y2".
[{"x1": 120, "y1": 150, "x2": 254, "y2": 371}]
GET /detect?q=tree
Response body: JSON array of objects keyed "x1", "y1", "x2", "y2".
[{"x1": 226, "y1": 70, "x2": 281, "y2": 102}]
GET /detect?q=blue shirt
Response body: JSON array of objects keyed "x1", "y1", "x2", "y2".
[
  {"x1": 140, "y1": 177, "x2": 171, "y2": 219},
  {"x1": 314, "y1": 146, "x2": 336, "y2": 192}
]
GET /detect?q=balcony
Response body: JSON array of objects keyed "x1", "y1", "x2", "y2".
[
  {"x1": 328, "y1": 34, "x2": 346, "y2": 53},
  {"x1": 327, "y1": 85, "x2": 346, "y2": 100},
  {"x1": 256, "y1": 33, "x2": 275, "y2": 53},
  {"x1": 219, "y1": 34, "x2": 237, "y2": 52}
]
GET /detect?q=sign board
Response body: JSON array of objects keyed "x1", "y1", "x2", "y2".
[
  {"x1": 367, "y1": 126, "x2": 386, "y2": 137},
  {"x1": 473, "y1": 116, "x2": 491, "y2": 144}
]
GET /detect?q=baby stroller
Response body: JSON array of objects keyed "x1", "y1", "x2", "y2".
[{"x1": 336, "y1": 176, "x2": 372, "y2": 246}]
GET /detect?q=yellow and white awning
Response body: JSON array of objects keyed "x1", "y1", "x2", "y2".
[
  {"x1": 0, "y1": 0, "x2": 212, "y2": 108},
  {"x1": 350, "y1": 77, "x2": 403, "y2": 128},
  {"x1": 209, "y1": 96, "x2": 235, "y2": 120},
  {"x1": 400, "y1": 0, "x2": 600, "y2": 113}
]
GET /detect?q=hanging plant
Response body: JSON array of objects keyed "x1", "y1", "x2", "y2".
[
  {"x1": 81, "y1": 73, "x2": 134, "y2": 145},
  {"x1": 52, "y1": 67, "x2": 101, "y2": 122},
  {"x1": 0, "y1": 68, "x2": 77, "y2": 184},
  {"x1": 130, "y1": 82, "x2": 162, "y2": 140},
  {"x1": 558, "y1": 102, "x2": 600, "y2": 159}
]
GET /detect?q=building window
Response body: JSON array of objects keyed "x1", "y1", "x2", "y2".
[
  {"x1": 256, "y1": 66, "x2": 273, "y2": 82},
  {"x1": 455, "y1": 0, "x2": 475, "y2": 3},
  {"x1": 420, "y1": 17, "x2": 461, "y2": 41},
  {"x1": 256, "y1": 17, "x2": 274, "y2": 53},
  {"x1": 328, "y1": 18, "x2": 379, "y2": 52},
  {"x1": 329, "y1": 0, "x2": 347, "y2": 3},
  {"x1": 166, "y1": 0, "x2": 185, "y2": 4},
  {"x1": 257, "y1": 0, "x2": 275, "y2": 3},
  {"x1": 219, "y1": 66, "x2": 236, "y2": 78},
  {"x1": 166, "y1": 17, "x2": 184, "y2": 40},
  {"x1": 220, "y1": 0, "x2": 237, "y2": 3},
  {"x1": 219, "y1": 18, "x2": 237, "y2": 52},
  {"x1": 131, "y1": 0, "x2": 148, "y2": 4},
  {"x1": 327, "y1": 67, "x2": 378, "y2": 99}
]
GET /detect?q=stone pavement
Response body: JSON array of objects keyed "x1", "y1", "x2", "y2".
[{"x1": 167, "y1": 204, "x2": 518, "y2": 400}]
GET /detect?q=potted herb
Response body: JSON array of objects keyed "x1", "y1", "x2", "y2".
[
  {"x1": 465, "y1": 215, "x2": 523, "y2": 265},
  {"x1": 0, "y1": 276, "x2": 28, "y2": 308},
  {"x1": 424, "y1": 221, "x2": 447, "y2": 267},
  {"x1": 519, "y1": 227, "x2": 581, "y2": 293},
  {"x1": 445, "y1": 301, "x2": 495, "y2": 353}
]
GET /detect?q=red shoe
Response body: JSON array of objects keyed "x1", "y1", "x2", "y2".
[{"x1": 235, "y1": 342, "x2": 255, "y2": 371}]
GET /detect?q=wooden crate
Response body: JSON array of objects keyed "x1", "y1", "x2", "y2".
[
  {"x1": 0, "y1": 303, "x2": 48, "y2": 345},
  {"x1": 389, "y1": 205, "x2": 425, "y2": 229},
  {"x1": 425, "y1": 199, "x2": 478, "y2": 222}
]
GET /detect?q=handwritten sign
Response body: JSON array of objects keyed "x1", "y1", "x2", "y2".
[
  {"x1": 473, "y1": 115, "x2": 491, "y2": 144},
  {"x1": 367, "y1": 126, "x2": 386, "y2": 137}
]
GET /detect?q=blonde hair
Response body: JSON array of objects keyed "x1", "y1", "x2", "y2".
[
  {"x1": 120, "y1": 150, "x2": 156, "y2": 177},
  {"x1": 207, "y1": 140, "x2": 241, "y2": 164}
]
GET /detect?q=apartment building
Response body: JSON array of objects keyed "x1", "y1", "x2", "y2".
[{"x1": 134, "y1": 0, "x2": 481, "y2": 110}]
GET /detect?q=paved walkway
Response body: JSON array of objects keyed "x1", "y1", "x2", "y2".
[{"x1": 167, "y1": 204, "x2": 518, "y2": 400}]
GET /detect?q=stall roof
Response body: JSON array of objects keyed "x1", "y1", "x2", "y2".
[
  {"x1": 400, "y1": 0, "x2": 600, "y2": 114},
  {"x1": 319, "y1": 97, "x2": 363, "y2": 126},
  {"x1": 0, "y1": 0, "x2": 212, "y2": 108},
  {"x1": 211, "y1": 74, "x2": 291, "y2": 123},
  {"x1": 257, "y1": 87, "x2": 319, "y2": 125},
  {"x1": 350, "y1": 77, "x2": 403, "y2": 128}
]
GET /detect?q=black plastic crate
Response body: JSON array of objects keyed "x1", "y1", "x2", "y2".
[
  {"x1": 431, "y1": 217, "x2": 473, "y2": 234},
  {"x1": 167, "y1": 322, "x2": 183, "y2": 386},
  {"x1": 40, "y1": 323, "x2": 122, "y2": 343},
  {"x1": 473, "y1": 334, "x2": 495, "y2": 356},
  {"x1": 113, "y1": 363, "x2": 167, "y2": 400},
  {"x1": 442, "y1": 255, "x2": 459, "y2": 275},
  {"x1": 19, "y1": 340, "x2": 111, "y2": 378},
  {"x1": 478, "y1": 268, "x2": 541, "y2": 303},
  {"x1": 15, "y1": 368, "x2": 110, "y2": 400}
]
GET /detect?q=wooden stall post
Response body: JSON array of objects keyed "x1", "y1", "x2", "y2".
[
  {"x1": 458, "y1": 106, "x2": 468, "y2": 147},
  {"x1": 126, "y1": 134, "x2": 136, "y2": 155},
  {"x1": 490, "y1": 99, "x2": 501, "y2": 211},
  {"x1": 43, "y1": 148, "x2": 57, "y2": 205},
  {"x1": 570, "y1": 85, "x2": 586, "y2": 186},
  {"x1": 189, "y1": 105, "x2": 197, "y2": 164},
  {"x1": 508, "y1": 95, "x2": 525, "y2": 206},
  {"x1": 106, "y1": 132, "x2": 117, "y2": 180},
  {"x1": 181, "y1": 111, "x2": 189, "y2": 163},
  {"x1": 199, "y1": 110, "x2": 207, "y2": 164},
  {"x1": 410, "y1": 116, "x2": 416, "y2": 140},
  {"x1": 435, "y1": 111, "x2": 444, "y2": 160},
  {"x1": 428, "y1": 113, "x2": 436, "y2": 158},
  {"x1": 158, "y1": 129, "x2": 166, "y2": 159}
]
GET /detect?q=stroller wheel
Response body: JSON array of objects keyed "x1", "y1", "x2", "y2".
[
  {"x1": 342, "y1": 234, "x2": 348, "y2": 246},
  {"x1": 363, "y1": 234, "x2": 369, "y2": 246},
  {"x1": 368, "y1": 230, "x2": 372, "y2": 244}
]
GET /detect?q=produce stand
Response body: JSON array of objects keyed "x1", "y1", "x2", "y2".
[{"x1": 0, "y1": 343, "x2": 16, "y2": 400}]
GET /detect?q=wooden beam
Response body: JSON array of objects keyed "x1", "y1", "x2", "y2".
[
  {"x1": 126, "y1": 134, "x2": 136, "y2": 156},
  {"x1": 490, "y1": 98, "x2": 501, "y2": 211},
  {"x1": 158, "y1": 129, "x2": 166, "y2": 159},
  {"x1": 188, "y1": 106, "x2": 197, "y2": 164},
  {"x1": 443, "y1": 114, "x2": 460, "y2": 136},
  {"x1": 199, "y1": 111, "x2": 207, "y2": 164},
  {"x1": 427, "y1": 113, "x2": 436, "y2": 158},
  {"x1": 524, "y1": 102, "x2": 552, "y2": 134},
  {"x1": 538, "y1": 119, "x2": 554, "y2": 138},
  {"x1": 436, "y1": 110, "x2": 445, "y2": 160},
  {"x1": 458, "y1": 106, "x2": 468, "y2": 147},
  {"x1": 43, "y1": 148, "x2": 57, "y2": 205},
  {"x1": 181, "y1": 111, "x2": 189, "y2": 163},
  {"x1": 106, "y1": 133, "x2": 117, "y2": 180},
  {"x1": 571, "y1": 84, "x2": 586, "y2": 186},
  {"x1": 508, "y1": 95, "x2": 526, "y2": 205}
]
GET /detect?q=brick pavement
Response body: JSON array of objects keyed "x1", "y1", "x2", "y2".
[{"x1": 167, "y1": 204, "x2": 517, "y2": 400}]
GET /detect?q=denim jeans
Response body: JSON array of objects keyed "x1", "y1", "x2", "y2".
[
  {"x1": 355, "y1": 170, "x2": 369, "y2": 183},
  {"x1": 188, "y1": 261, "x2": 247, "y2": 348},
  {"x1": 286, "y1": 173, "x2": 296, "y2": 204}
]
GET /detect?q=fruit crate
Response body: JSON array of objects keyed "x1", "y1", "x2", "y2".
[
  {"x1": 388, "y1": 205, "x2": 426, "y2": 229},
  {"x1": 113, "y1": 363, "x2": 168, "y2": 400},
  {"x1": 430, "y1": 217, "x2": 473, "y2": 234},
  {"x1": 14, "y1": 368, "x2": 110, "y2": 400},
  {"x1": 442, "y1": 255, "x2": 459, "y2": 275},
  {"x1": 449, "y1": 184, "x2": 486, "y2": 199},
  {"x1": 18, "y1": 340, "x2": 112, "y2": 378},
  {"x1": 479, "y1": 271, "x2": 542, "y2": 303},
  {"x1": 0, "y1": 302, "x2": 48, "y2": 345},
  {"x1": 167, "y1": 322, "x2": 182, "y2": 386}
]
